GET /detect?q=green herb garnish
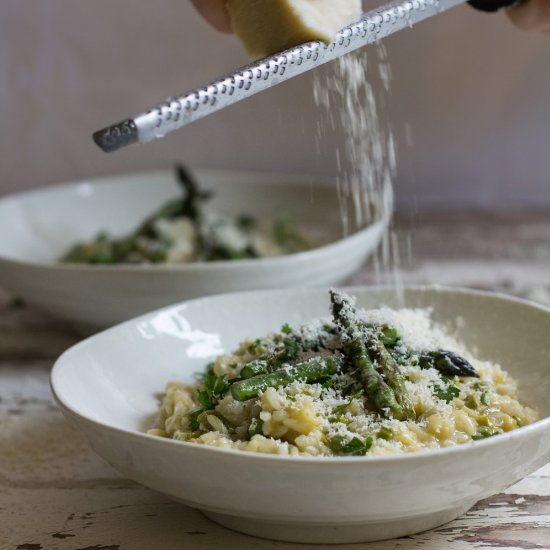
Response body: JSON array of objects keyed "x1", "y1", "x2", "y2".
[
  {"x1": 512, "y1": 416, "x2": 524, "y2": 427},
  {"x1": 328, "y1": 435, "x2": 373, "y2": 456},
  {"x1": 328, "y1": 416, "x2": 350, "y2": 425},
  {"x1": 281, "y1": 323, "x2": 292, "y2": 335},
  {"x1": 247, "y1": 419, "x2": 264, "y2": 439},
  {"x1": 198, "y1": 374, "x2": 229, "y2": 409},
  {"x1": 433, "y1": 378, "x2": 460, "y2": 403},
  {"x1": 480, "y1": 392, "x2": 491, "y2": 406},
  {"x1": 472, "y1": 426, "x2": 499, "y2": 440},
  {"x1": 380, "y1": 325, "x2": 399, "y2": 346},
  {"x1": 188, "y1": 409, "x2": 203, "y2": 432}
]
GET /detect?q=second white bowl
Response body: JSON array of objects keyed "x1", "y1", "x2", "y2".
[{"x1": 0, "y1": 169, "x2": 388, "y2": 328}]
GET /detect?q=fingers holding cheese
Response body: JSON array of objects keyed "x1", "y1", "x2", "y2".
[{"x1": 227, "y1": 0, "x2": 363, "y2": 58}]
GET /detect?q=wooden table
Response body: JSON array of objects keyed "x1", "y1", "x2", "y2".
[{"x1": 2, "y1": 211, "x2": 550, "y2": 550}]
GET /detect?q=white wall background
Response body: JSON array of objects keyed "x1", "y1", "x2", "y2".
[{"x1": 0, "y1": 1, "x2": 549, "y2": 209}]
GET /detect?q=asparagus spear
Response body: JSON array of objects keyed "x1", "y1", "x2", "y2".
[
  {"x1": 419, "y1": 350, "x2": 479, "y2": 378},
  {"x1": 240, "y1": 324, "x2": 332, "y2": 381},
  {"x1": 231, "y1": 357, "x2": 338, "y2": 401},
  {"x1": 62, "y1": 165, "x2": 209, "y2": 264},
  {"x1": 138, "y1": 164, "x2": 211, "y2": 237},
  {"x1": 347, "y1": 337, "x2": 406, "y2": 420},
  {"x1": 329, "y1": 290, "x2": 409, "y2": 420},
  {"x1": 240, "y1": 361, "x2": 269, "y2": 379},
  {"x1": 366, "y1": 337, "x2": 414, "y2": 419},
  {"x1": 379, "y1": 325, "x2": 399, "y2": 346}
]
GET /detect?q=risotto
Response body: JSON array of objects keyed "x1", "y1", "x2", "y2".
[
  {"x1": 61, "y1": 165, "x2": 309, "y2": 265},
  {"x1": 148, "y1": 290, "x2": 538, "y2": 457}
]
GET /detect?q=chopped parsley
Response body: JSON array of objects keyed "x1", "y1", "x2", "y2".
[
  {"x1": 281, "y1": 323, "x2": 292, "y2": 335},
  {"x1": 247, "y1": 339, "x2": 267, "y2": 356},
  {"x1": 332, "y1": 402, "x2": 350, "y2": 415},
  {"x1": 512, "y1": 416, "x2": 524, "y2": 427},
  {"x1": 480, "y1": 391, "x2": 491, "y2": 406},
  {"x1": 472, "y1": 426, "x2": 500, "y2": 440},
  {"x1": 328, "y1": 435, "x2": 373, "y2": 456},
  {"x1": 188, "y1": 409, "x2": 202, "y2": 432},
  {"x1": 474, "y1": 381, "x2": 490, "y2": 391},
  {"x1": 198, "y1": 374, "x2": 229, "y2": 410},
  {"x1": 432, "y1": 377, "x2": 460, "y2": 403},
  {"x1": 331, "y1": 390, "x2": 362, "y2": 415},
  {"x1": 328, "y1": 415, "x2": 350, "y2": 425},
  {"x1": 247, "y1": 419, "x2": 264, "y2": 439}
]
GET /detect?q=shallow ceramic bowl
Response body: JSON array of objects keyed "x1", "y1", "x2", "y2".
[
  {"x1": 0, "y1": 169, "x2": 387, "y2": 329},
  {"x1": 51, "y1": 286, "x2": 550, "y2": 544}
]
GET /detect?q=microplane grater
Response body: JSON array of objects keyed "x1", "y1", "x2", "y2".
[{"x1": 93, "y1": 0, "x2": 465, "y2": 153}]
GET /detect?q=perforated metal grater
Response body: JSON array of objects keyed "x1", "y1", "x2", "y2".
[{"x1": 93, "y1": 0, "x2": 473, "y2": 153}]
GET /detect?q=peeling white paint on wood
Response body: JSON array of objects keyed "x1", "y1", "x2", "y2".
[{"x1": 2, "y1": 212, "x2": 550, "y2": 549}]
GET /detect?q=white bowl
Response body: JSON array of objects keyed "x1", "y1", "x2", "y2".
[
  {"x1": 51, "y1": 286, "x2": 550, "y2": 544},
  {"x1": 0, "y1": 169, "x2": 388, "y2": 329}
]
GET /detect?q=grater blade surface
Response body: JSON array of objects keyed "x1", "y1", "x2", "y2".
[{"x1": 94, "y1": 0, "x2": 465, "y2": 153}]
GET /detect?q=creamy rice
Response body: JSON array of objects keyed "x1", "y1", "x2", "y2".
[{"x1": 148, "y1": 293, "x2": 538, "y2": 457}]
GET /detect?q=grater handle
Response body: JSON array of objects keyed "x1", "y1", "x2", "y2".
[
  {"x1": 468, "y1": 0, "x2": 518, "y2": 11},
  {"x1": 94, "y1": 0, "x2": 466, "y2": 154}
]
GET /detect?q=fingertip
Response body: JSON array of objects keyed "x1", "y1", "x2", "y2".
[
  {"x1": 506, "y1": 0, "x2": 550, "y2": 32},
  {"x1": 191, "y1": 0, "x2": 233, "y2": 34},
  {"x1": 211, "y1": 19, "x2": 233, "y2": 34}
]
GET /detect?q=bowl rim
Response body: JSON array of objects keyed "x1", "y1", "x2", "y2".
[
  {"x1": 0, "y1": 168, "x2": 388, "y2": 273},
  {"x1": 50, "y1": 284, "x2": 550, "y2": 466}
]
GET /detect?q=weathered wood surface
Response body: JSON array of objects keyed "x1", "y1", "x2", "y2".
[{"x1": 1, "y1": 210, "x2": 550, "y2": 550}]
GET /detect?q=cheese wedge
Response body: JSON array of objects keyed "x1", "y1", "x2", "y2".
[{"x1": 227, "y1": 0, "x2": 363, "y2": 59}]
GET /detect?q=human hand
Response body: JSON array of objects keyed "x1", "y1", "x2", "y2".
[
  {"x1": 469, "y1": 0, "x2": 550, "y2": 31},
  {"x1": 190, "y1": 0, "x2": 232, "y2": 33},
  {"x1": 192, "y1": 0, "x2": 550, "y2": 35},
  {"x1": 507, "y1": 0, "x2": 550, "y2": 32}
]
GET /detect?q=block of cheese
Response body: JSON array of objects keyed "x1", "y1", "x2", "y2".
[{"x1": 227, "y1": 0, "x2": 363, "y2": 59}]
